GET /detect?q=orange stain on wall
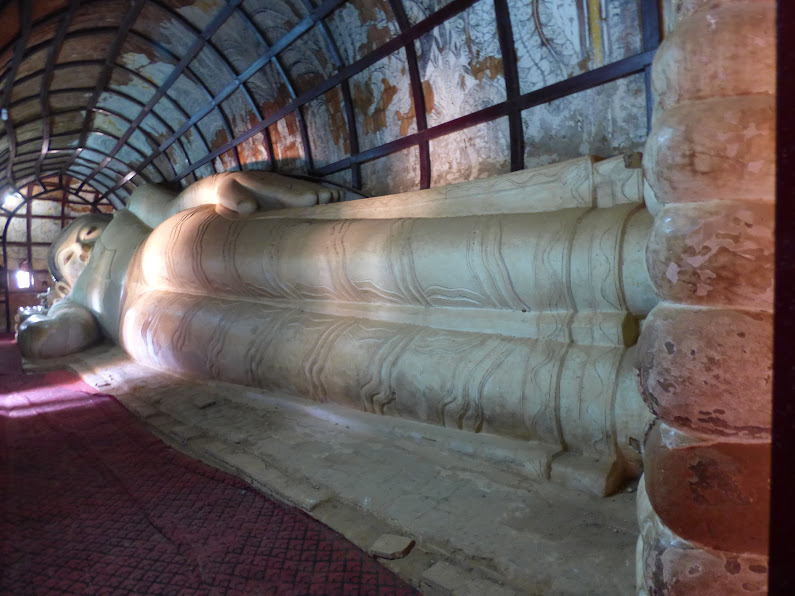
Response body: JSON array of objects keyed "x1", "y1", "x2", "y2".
[
  {"x1": 353, "y1": 76, "x2": 399, "y2": 136},
  {"x1": 468, "y1": 54, "x2": 504, "y2": 82},
  {"x1": 324, "y1": 88, "x2": 350, "y2": 153}
]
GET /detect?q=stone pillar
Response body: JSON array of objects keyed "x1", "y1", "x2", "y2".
[{"x1": 636, "y1": 0, "x2": 774, "y2": 594}]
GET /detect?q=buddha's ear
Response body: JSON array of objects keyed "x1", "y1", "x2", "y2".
[{"x1": 55, "y1": 281, "x2": 71, "y2": 297}]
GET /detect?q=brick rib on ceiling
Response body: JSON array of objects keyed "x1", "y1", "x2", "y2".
[
  {"x1": 33, "y1": 0, "x2": 80, "y2": 188},
  {"x1": 493, "y1": 0, "x2": 524, "y2": 172},
  {"x1": 18, "y1": 129, "x2": 155, "y2": 189},
  {"x1": 299, "y1": 0, "x2": 362, "y2": 189},
  {"x1": 97, "y1": 0, "x2": 347, "y2": 203},
  {"x1": 233, "y1": 3, "x2": 282, "y2": 169},
  {"x1": 0, "y1": 0, "x2": 108, "y2": 58},
  {"x1": 121, "y1": 20, "x2": 241, "y2": 175},
  {"x1": 21, "y1": 141, "x2": 151, "y2": 184},
  {"x1": 2, "y1": 0, "x2": 662, "y2": 208},
  {"x1": 1, "y1": 0, "x2": 33, "y2": 197},
  {"x1": 156, "y1": 3, "x2": 274, "y2": 177},
  {"x1": 9, "y1": 87, "x2": 187, "y2": 179},
  {"x1": 77, "y1": 0, "x2": 243, "y2": 202},
  {"x1": 173, "y1": 0, "x2": 657, "y2": 187},
  {"x1": 21, "y1": 62, "x2": 207, "y2": 192},
  {"x1": 37, "y1": 86, "x2": 193, "y2": 177},
  {"x1": 57, "y1": 0, "x2": 145, "y2": 208},
  {"x1": 21, "y1": 106, "x2": 173, "y2": 182},
  {"x1": 386, "y1": 0, "x2": 431, "y2": 189},
  {"x1": 171, "y1": 0, "x2": 483, "y2": 182},
  {"x1": 310, "y1": 49, "x2": 656, "y2": 177}
]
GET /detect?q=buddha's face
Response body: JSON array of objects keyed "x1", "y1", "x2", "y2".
[{"x1": 48, "y1": 214, "x2": 112, "y2": 288}]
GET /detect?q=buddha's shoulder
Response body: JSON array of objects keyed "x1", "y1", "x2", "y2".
[{"x1": 98, "y1": 210, "x2": 152, "y2": 249}]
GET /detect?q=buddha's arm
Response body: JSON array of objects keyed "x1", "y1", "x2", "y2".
[
  {"x1": 127, "y1": 171, "x2": 341, "y2": 229},
  {"x1": 208, "y1": 171, "x2": 341, "y2": 214},
  {"x1": 17, "y1": 299, "x2": 101, "y2": 359},
  {"x1": 125, "y1": 184, "x2": 180, "y2": 230}
]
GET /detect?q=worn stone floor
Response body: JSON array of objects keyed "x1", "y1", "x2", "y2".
[{"x1": 27, "y1": 342, "x2": 640, "y2": 596}]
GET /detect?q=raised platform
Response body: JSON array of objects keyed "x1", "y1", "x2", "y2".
[{"x1": 31, "y1": 342, "x2": 640, "y2": 595}]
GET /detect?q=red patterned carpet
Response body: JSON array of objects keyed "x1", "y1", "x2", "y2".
[{"x1": 0, "y1": 334, "x2": 419, "y2": 595}]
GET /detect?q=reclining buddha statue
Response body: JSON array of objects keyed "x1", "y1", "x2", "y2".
[
  {"x1": 18, "y1": 156, "x2": 658, "y2": 495},
  {"x1": 18, "y1": 172, "x2": 340, "y2": 359}
]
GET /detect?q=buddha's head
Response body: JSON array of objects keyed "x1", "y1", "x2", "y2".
[{"x1": 47, "y1": 213, "x2": 112, "y2": 290}]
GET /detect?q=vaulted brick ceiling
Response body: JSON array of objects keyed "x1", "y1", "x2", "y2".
[{"x1": 0, "y1": 0, "x2": 657, "y2": 212}]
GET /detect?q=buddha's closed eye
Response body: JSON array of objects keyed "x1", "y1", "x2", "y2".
[{"x1": 79, "y1": 226, "x2": 99, "y2": 241}]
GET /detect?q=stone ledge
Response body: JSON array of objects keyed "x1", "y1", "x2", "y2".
[{"x1": 65, "y1": 347, "x2": 640, "y2": 595}]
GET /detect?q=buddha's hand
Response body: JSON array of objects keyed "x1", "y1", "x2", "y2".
[
  {"x1": 17, "y1": 300, "x2": 100, "y2": 359},
  {"x1": 217, "y1": 171, "x2": 342, "y2": 215}
]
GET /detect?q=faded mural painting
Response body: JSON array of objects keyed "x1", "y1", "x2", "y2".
[
  {"x1": 54, "y1": 0, "x2": 648, "y2": 199},
  {"x1": 2, "y1": 0, "x2": 651, "y2": 208},
  {"x1": 1, "y1": 0, "x2": 655, "y2": 279}
]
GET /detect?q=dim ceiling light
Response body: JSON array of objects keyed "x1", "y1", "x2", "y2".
[
  {"x1": 15, "y1": 270, "x2": 33, "y2": 289},
  {"x1": 1, "y1": 192, "x2": 22, "y2": 207}
]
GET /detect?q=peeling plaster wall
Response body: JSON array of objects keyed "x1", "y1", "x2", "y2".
[
  {"x1": 1, "y1": 0, "x2": 653, "y2": 325},
  {"x1": 311, "y1": 0, "x2": 641, "y2": 194},
  {"x1": 308, "y1": 0, "x2": 648, "y2": 192},
  {"x1": 0, "y1": 0, "x2": 650, "y2": 196},
  {"x1": 204, "y1": 0, "x2": 647, "y2": 193}
]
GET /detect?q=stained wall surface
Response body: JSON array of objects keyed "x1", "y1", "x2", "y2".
[
  {"x1": 1, "y1": 2, "x2": 656, "y2": 217},
  {"x1": 0, "y1": 0, "x2": 661, "y2": 329}
]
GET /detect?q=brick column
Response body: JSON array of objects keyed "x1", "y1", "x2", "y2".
[{"x1": 636, "y1": 0, "x2": 774, "y2": 594}]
